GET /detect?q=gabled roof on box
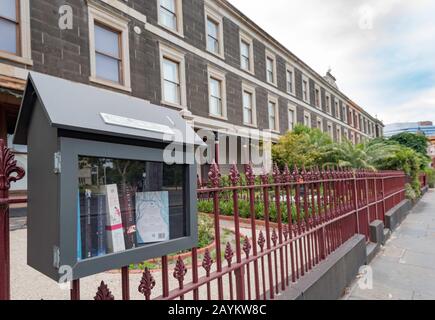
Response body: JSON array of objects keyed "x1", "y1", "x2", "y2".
[{"x1": 14, "y1": 72, "x2": 204, "y2": 146}]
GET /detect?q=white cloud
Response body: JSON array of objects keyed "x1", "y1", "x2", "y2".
[{"x1": 228, "y1": 0, "x2": 435, "y2": 125}]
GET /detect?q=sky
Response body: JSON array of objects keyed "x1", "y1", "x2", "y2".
[{"x1": 227, "y1": 0, "x2": 435, "y2": 125}]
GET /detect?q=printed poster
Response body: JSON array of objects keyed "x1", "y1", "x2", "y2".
[{"x1": 135, "y1": 191, "x2": 170, "y2": 244}]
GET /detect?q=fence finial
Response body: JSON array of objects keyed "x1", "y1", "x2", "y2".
[
  {"x1": 94, "y1": 281, "x2": 115, "y2": 300},
  {"x1": 272, "y1": 163, "x2": 281, "y2": 183},
  {"x1": 208, "y1": 161, "x2": 221, "y2": 188},
  {"x1": 138, "y1": 267, "x2": 156, "y2": 300},
  {"x1": 229, "y1": 163, "x2": 240, "y2": 186},
  {"x1": 244, "y1": 162, "x2": 256, "y2": 185},
  {"x1": 0, "y1": 139, "x2": 25, "y2": 191}
]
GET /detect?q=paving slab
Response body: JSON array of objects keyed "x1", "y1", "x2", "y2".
[{"x1": 344, "y1": 190, "x2": 435, "y2": 300}]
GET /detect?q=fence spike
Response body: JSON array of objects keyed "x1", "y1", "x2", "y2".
[
  {"x1": 272, "y1": 163, "x2": 281, "y2": 183},
  {"x1": 208, "y1": 161, "x2": 221, "y2": 188},
  {"x1": 138, "y1": 267, "x2": 156, "y2": 300},
  {"x1": 244, "y1": 162, "x2": 256, "y2": 185},
  {"x1": 224, "y1": 242, "x2": 234, "y2": 267},
  {"x1": 202, "y1": 249, "x2": 213, "y2": 277},
  {"x1": 258, "y1": 231, "x2": 266, "y2": 252},
  {"x1": 173, "y1": 256, "x2": 187, "y2": 287},
  {"x1": 94, "y1": 281, "x2": 115, "y2": 300},
  {"x1": 229, "y1": 162, "x2": 240, "y2": 186},
  {"x1": 271, "y1": 229, "x2": 278, "y2": 246},
  {"x1": 242, "y1": 236, "x2": 252, "y2": 258}
]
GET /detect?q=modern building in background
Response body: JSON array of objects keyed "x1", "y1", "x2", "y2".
[
  {"x1": 385, "y1": 121, "x2": 435, "y2": 167},
  {"x1": 0, "y1": 0, "x2": 383, "y2": 191}
]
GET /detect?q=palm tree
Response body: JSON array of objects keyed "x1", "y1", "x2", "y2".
[{"x1": 324, "y1": 140, "x2": 400, "y2": 170}]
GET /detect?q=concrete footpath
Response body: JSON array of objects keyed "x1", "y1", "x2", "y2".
[{"x1": 344, "y1": 190, "x2": 435, "y2": 300}]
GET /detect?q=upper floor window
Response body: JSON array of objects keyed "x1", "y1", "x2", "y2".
[
  {"x1": 304, "y1": 111, "x2": 311, "y2": 128},
  {"x1": 314, "y1": 85, "x2": 321, "y2": 108},
  {"x1": 336, "y1": 126, "x2": 342, "y2": 143},
  {"x1": 268, "y1": 96, "x2": 279, "y2": 131},
  {"x1": 242, "y1": 84, "x2": 257, "y2": 126},
  {"x1": 205, "y1": 8, "x2": 224, "y2": 58},
  {"x1": 94, "y1": 24, "x2": 122, "y2": 84},
  {"x1": 302, "y1": 76, "x2": 310, "y2": 103},
  {"x1": 325, "y1": 94, "x2": 331, "y2": 114},
  {"x1": 158, "y1": 0, "x2": 183, "y2": 35},
  {"x1": 240, "y1": 32, "x2": 254, "y2": 73},
  {"x1": 288, "y1": 105, "x2": 296, "y2": 131},
  {"x1": 88, "y1": 4, "x2": 131, "y2": 91},
  {"x1": 286, "y1": 66, "x2": 294, "y2": 94},
  {"x1": 266, "y1": 51, "x2": 277, "y2": 85},
  {"x1": 327, "y1": 122, "x2": 333, "y2": 139},
  {"x1": 159, "y1": 43, "x2": 187, "y2": 109},
  {"x1": 335, "y1": 100, "x2": 340, "y2": 118},
  {"x1": 317, "y1": 117, "x2": 323, "y2": 131},
  {"x1": 342, "y1": 104, "x2": 348, "y2": 123},
  {"x1": 0, "y1": 0, "x2": 31, "y2": 65},
  {"x1": 208, "y1": 67, "x2": 227, "y2": 118}
]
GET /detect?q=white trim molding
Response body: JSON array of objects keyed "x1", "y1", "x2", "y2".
[
  {"x1": 288, "y1": 103, "x2": 296, "y2": 131},
  {"x1": 304, "y1": 111, "x2": 311, "y2": 128},
  {"x1": 88, "y1": 3, "x2": 132, "y2": 92},
  {"x1": 317, "y1": 116, "x2": 324, "y2": 132},
  {"x1": 265, "y1": 50, "x2": 277, "y2": 86},
  {"x1": 267, "y1": 94, "x2": 279, "y2": 133},
  {"x1": 204, "y1": 5, "x2": 225, "y2": 59},
  {"x1": 239, "y1": 30, "x2": 255, "y2": 74},
  {"x1": 302, "y1": 74, "x2": 310, "y2": 104}
]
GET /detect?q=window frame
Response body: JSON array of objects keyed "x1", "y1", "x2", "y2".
[
  {"x1": 286, "y1": 64, "x2": 295, "y2": 95},
  {"x1": 335, "y1": 99, "x2": 341, "y2": 119},
  {"x1": 242, "y1": 83, "x2": 257, "y2": 127},
  {"x1": 314, "y1": 84, "x2": 321, "y2": 109},
  {"x1": 288, "y1": 103, "x2": 296, "y2": 131},
  {"x1": 207, "y1": 66, "x2": 227, "y2": 119},
  {"x1": 317, "y1": 117, "x2": 324, "y2": 132},
  {"x1": 159, "y1": 43, "x2": 187, "y2": 109},
  {"x1": 342, "y1": 104, "x2": 348, "y2": 123},
  {"x1": 265, "y1": 50, "x2": 277, "y2": 86},
  {"x1": 157, "y1": 0, "x2": 184, "y2": 36},
  {"x1": 324, "y1": 92, "x2": 331, "y2": 115},
  {"x1": 336, "y1": 126, "x2": 342, "y2": 143},
  {"x1": 304, "y1": 111, "x2": 311, "y2": 128},
  {"x1": 327, "y1": 121, "x2": 333, "y2": 139},
  {"x1": 267, "y1": 95, "x2": 279, "y2": 132},
  {"x1": 88, "y1": 4, "x2": 131, "y2": 92},
  {"x1": 205, "y1": 7, "x2": 224, "y2": 59},
  {"x1": 239, "y1": 31, "x2": 254, "y2": 74},
  {"x1": 0, "y1": 0, "x2": 31, "y2": 65},
  {"x1": 302, "y1": 75, "x2": 310, "y2": 104}
]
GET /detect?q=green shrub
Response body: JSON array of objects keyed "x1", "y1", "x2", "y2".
[
  {"x1": 405, "y1": 183, "x2": 417, "y2": 201},
  {"x1": 198, "y1": 213, "x2": 214, "y2": 248}
]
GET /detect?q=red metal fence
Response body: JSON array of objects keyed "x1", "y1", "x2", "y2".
[{"x1": 0, "y1": 140, "x2": 418, "y2": 300}]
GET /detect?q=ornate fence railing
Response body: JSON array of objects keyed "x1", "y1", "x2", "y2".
[{"x1": 0, "y1": 139, "x2": 413, "y2": 300}]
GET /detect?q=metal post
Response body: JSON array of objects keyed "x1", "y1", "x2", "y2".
[
  {"x1": 121, "y1": 266, "x2": 130, "y2": 300},
  {"x1": 0, "y1": 139, "x2": 25, "y2": 300},
  {"x1": 214, "y1": 131, "x2": 220, "y2": 166}
]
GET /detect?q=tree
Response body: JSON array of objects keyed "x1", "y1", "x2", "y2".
[
  {"x1": 272, "y1": 124, "x2": 333, "y2": 168},
  {"x1": 390, "y1": 132, "x2": 429, "y2": 156}
]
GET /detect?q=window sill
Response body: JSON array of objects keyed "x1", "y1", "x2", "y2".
[
  {"x1": 161, "y1": 100, "x2": 186, "y2": 110},
  {"x1": 267, "y1": 80, "x2": 277, "y2": 87},
  {"x1": 243, "y1": 122, "x2": 258, "y2": 129},
  {"x1": 209, "y1": 113, "x2": 228, "y2": 121},
  {"x1": 0, "y1": 52, "x2": 33, "y2": 66},
  {"x1": 207, "y1": 49, "x2": 225, "y2": 61},
  {"x1": 89, "y1": 76, "x2": 132, "y2": 93},
  {"x1": 157, "y1": 23, "x2": 184, "y2": 38}
]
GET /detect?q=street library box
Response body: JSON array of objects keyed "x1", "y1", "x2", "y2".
[{"x1": 14, "y1": 72, "x2": 204, "y2": 281}]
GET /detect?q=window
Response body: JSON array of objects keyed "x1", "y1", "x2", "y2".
[
  {"x1": 94, "y1": 24, "x2": 122, "y2": 84},
  {"x1": 0, "y1": 0, "x2": 31, "y2": 64},
  {"x1": 314, "y1": 85, "x2": 321, "y2": 108},
  {"x1": 205, "y1": 8, "x2": 224, "y2": 57},
  {"x1": 242, "y1": 84, "x2": 257, "y2": 126},
  {"x1": 268, "y1": 96, "x2": 279, "y2": 131},
  {"x1": 349, "y1": 109, "x2": 354, "y2": 126},
  {"x1": 208, "y1": 67, "x2": 227, "y2": 118},
  {"x1": 336, "y1": 126, "x2": 342, "y2": 143},
  {"x1": 288, "y1": 104, "x2": 296, "y2": 131},
  {"x1": 327, "y1": 122, "x2": 333, "y2": 139},
  {"x1": 88, "y1": 5, "x2": 131, "y2": 91},
  {"x1": 317, "y1": 117, "x2": 323, "y2": 131},
  {"x1": 240, "y1": 32, "x2": 254, "y2": 73},
  {"x1": 342, "y1": 104, "x2": 348, "y2": 123},
  {"x1": 325, "y1": 93, "x2": 331, "y2": 114},
  {"x1": 159, "y1": 43, "x2": 187, "y2": 109},
  {"x1": 286, "y1": 66, "x2": 294, "y2": 94},
  {"x1": 335, "y1": 100, "x2": 340, "y2": 118},
  {"x1": 304, "y1": 111, "x2": 311, "y2": 128},
  {"x1": 302, "y1": 76, "x2": 310, "y2": 103},
  {"x1": 158, "y1": 0, "x2": 183, "y2": 35},
  {"x1": 266, "y1": 51, "x2": 277, "y2": 85}
]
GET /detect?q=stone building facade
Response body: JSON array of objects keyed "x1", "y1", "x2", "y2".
[{"x1": 0, "y1": 0, "x2": 384, "y2": 189}]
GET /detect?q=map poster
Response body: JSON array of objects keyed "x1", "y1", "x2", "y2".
[{"x1": 135, "y1": 191, "x2": 170, "y2": 244}]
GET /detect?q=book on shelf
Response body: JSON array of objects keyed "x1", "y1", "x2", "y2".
[
  {"x1": 120, "y1": 183, "x2": 137, "y2": 250},
  {"x1": 77, "y1": 192, "x2": 82, "y2": 261},
  {"x1": 103, "y1": 184, "x2": 126, "y2": 253},
  {"x1": 135, "y1": 191, "x2": 170, "y2": 244}
]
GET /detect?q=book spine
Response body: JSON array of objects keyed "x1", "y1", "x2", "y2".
[
  {"x1": 77, "y1": 192, "x2": 82, "y2": 261},
  {"x1": 120, "y1": 184, "x2": 137, "y2": 249},
  {"x1": 97, "y1": 194, "x2": 107, "y2": 256},
  {"x1": 85, "y1": 190, "x2": 92, "y2": 259},
  {"x1": 104, "y1": 184, "x2": 126, "y2": 253}
]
